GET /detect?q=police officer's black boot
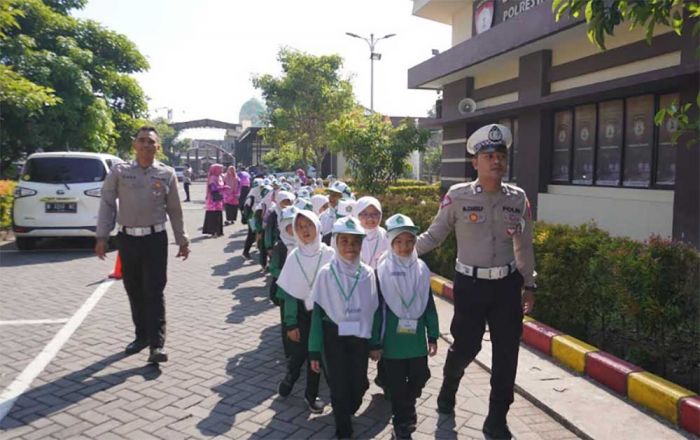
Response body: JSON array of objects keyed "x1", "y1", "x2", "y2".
[
  {"x1": 482, "y1": 403, "x2": 512, "y2": 439},
  {"x1": 436, "y1": 349, "x2": 468, "y2": 414}
]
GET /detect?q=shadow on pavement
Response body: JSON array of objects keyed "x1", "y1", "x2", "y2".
[
  {"x1": 0, "y1": 352, "x2": 161, "y2": 429},
  {"x1": 225, "y1": 286, "x2": 274, "y2": 325}
]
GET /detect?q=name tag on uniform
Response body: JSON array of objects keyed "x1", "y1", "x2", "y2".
[
  {"x1": 338, "y1": 321, "x2": 361, "y2": 336},
  {"x1": 397, "y1": 319, "x2": 418, "y2": 334}
]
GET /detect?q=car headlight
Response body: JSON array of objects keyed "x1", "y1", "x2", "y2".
[
  {"x1": 14, "y1": 187, "x2": 37, "y2": 198},
  {"x1": 84, "y1": 188, "x2": 102, "y2": 197}
]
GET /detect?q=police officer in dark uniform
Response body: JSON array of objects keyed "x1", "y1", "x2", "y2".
[
  {"x1": 95, "y1": 126, "x2": 190, "y2": 364},
  {"x1": 416, "y1": 124, "x2": 536, "y2": 439}
]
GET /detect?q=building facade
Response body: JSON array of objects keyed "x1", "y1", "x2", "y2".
[{"x1": 409, "y1": 0, "x2": 699, "y2": 245}]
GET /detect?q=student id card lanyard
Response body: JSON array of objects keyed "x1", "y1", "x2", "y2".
[{"x1": 294, "y1": 252, "x2": 323, "y2": 289}]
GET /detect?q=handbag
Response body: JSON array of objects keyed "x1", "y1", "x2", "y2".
[{"x1": 211, "y1": 190, "x2": 223, "y2": 202}]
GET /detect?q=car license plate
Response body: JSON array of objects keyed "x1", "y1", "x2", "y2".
[{"x1": 46, "y1": 202, "x2": 77, "y2": 213}]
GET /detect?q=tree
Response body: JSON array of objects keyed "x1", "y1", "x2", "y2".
[
  {"x1": 252, "y1": 48, "x2": 355, "y2": 172},
  {"x1": 261, "y1": 143, "x2": 305, "y2": 171},
  {"x1": 0, "y1": 0, "x2": 149, "y2": 170},
  {"x1": 553, "y1": 0, "x2": 699, "y2": 146},
  {"x1": 423, "y1": 144, "x2": 442, "y2": 182},
  {"x1": 328, "y1": 107, "x2": 431, "y2": 194}
]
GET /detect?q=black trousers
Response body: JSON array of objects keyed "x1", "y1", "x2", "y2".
[
  {"x1": 279, "y1": 298, "x2": 291, "y2": 358},
  {"x1": 183, "y1": 182, "x2": 191, "y2": 201},
  {"x1": 243, "y1": 225, "x2": 255, "y2": 255},
  {"x1": 117, "y1": 231, "x2": 168, "y2": 348},
  {"x1": 322, "y1": 321, "x2": 369, "y2": 438},
  {"x1": 239, "y1": 186, "x2": 250, "y2": 205},
  {"x1": 283, "y1": 302, "x2": 320, "y2": 399},
  {"x1": 450, "y1": 270, "x2": 523, "y2": 412},
  {"x1": 384, "y1": 357, "x2": 430, "y2": 435},
  {"x1": 224, "y1": 203, "x2": 238, "y2": 222}
]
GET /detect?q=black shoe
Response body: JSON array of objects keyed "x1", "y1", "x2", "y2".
[
  {"x1": 391, "y1": 427, "x2": 412, "y2": 440},
  {"x1": 278, "y1": 379, "x2": 293, "y2": 397},
  {"x1": 147, "y1": 347, "x2": 168, "y2": 363},
  {"x1": 482, "y1": 415, "x2": 512, "y2": 439},
  {"x1": 304, "y1": 395, "x2": 326, "y2": 414},
  {"x1": 125, "y1": 339, "x2": 148, "y2": 355},
  {"x1": 242, "y1": 252, "x2": 251, "y2": 260}
]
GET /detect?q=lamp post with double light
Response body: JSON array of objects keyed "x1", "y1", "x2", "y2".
[{"x1": 345, "y1": 32, "x2": 396, "y2": 111}]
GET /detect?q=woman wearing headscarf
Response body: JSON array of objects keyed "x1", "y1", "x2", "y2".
[
  {"x1": 354, "y1": 196, "x2": 390, "y2": 270},
  {"x1": 311, "y1": 194, "x2": 330, "y2": 217},
  {"x1": 296, "y1": 168, "x2": 308, "y2": 186},
  {"x1": 202, "y1": 163, "x2": 225, "y2": 237},
  {"x1": 223, "y1": 166, "x2": 240, "y2": 225}
]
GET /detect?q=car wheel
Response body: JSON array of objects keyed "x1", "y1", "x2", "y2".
[{"x1": 15, "y1": 237, "x2": 37, "y2": 250}]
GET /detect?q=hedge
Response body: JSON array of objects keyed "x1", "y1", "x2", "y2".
[
  {"x1": 0, "y1": 180, "x2": 16, "y2": 230},
  {"x1": 376, "y1": 196, "x2": 700, "y2": 393},
  {"x1": 386, "y1": 183, "x2": 440, "y2": 198}
]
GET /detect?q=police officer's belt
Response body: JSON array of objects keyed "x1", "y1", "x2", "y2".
[
  {"x1": 455, "y1": 260, "x2": 516, "y2": 280},
  {"x1": 121, "y1": 223, "x2": 166, "y2": 237}
]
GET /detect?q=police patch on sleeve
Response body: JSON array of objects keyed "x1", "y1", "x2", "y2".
[{"x1": 440, "y1": 195, "x2": 452, "y2": 209}]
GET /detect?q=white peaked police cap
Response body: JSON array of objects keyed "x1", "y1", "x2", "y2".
[
  {"x1": 332, "y1": 216, "x2": 366, "y2": 236},
  {"x1": 466, "y1": 123, "x2": 513, "y2": 156}
]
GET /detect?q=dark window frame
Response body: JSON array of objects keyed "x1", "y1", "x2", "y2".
[{"x1": 550, "y1": 92, "x2": 676, "y2": 190}]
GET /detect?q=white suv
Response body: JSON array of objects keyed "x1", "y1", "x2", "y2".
[{"x1": 12, "y1": 152, "x2": 123, "y2": 250}]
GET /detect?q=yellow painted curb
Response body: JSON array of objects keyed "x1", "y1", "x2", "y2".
[
  {"x1": 522, "y1": 315, "x2": 535, "y2": 323},
  {"x1": 627, "y1": 372, "x2": 695, "y2": 424},
  {"x1": 430, "y1": 278, "x2": 444, "y2": 295},
  {"x1": 551, "y1": 335, "x2": 598, "y2": 374}
]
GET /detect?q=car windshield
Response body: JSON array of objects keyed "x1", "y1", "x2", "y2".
[
  {"x1": 23, "y1": 157, "x2": 107, "y2": 184},
  {"x1": 174, "y1": 166, "x2": 185, "y2": 171}
]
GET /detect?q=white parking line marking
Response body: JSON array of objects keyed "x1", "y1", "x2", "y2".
[
  {"x1": 0, "y1": 279, "x2": 115, "y2": 424},
  {"x1": 0, "y1": 319, "x2": 70, "y2": 326}
]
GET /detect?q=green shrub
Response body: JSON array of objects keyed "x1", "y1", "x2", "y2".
[
  {"x1": 392, "y1": 179, "x2": 429, "y2": 187},
  {"x1": 386, "y1": 183, "x2": 440, "y2": 198},
  {"x1": 0, "y1": 180, "x2": 16, "y2": 230},
  {"x1": 372, "y1": 196, "x2": 700, "y2": 392}
]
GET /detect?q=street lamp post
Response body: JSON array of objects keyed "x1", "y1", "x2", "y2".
[{"x1": 345, "y1": 32, "x2": 396, "y2": 111}]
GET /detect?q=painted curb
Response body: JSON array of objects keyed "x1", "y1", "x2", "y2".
[
  {"x1": 551, "y1": 335, "x2": 598, "y2": 374},
  {"x1": 679, "y1": 396, "x2": 700, "y2": 437},
  {"x1": 522, "y1": 320, "x2": 561, "y2": 356},
  {"x1": 429, "y1": 273, "x2": 700, "y2": 435},
  {"x1": 585, "y1": 351, "x2": 642, "y2": 396},
  {"x1": 628, "y1": 372, "x2": 695, "y2": 425}
]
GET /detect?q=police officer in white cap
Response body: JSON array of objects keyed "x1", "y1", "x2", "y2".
[{"x1": 415, "y1": 123, "x2": 536, "y2": 439}]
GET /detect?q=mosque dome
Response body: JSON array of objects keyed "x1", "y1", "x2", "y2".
[{"x1": 239, "y1": 98, "x2": 266, "y2": 127}]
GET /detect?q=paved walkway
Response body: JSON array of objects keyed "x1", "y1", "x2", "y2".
[{"x1": 0, "y1": 183, "x2": 578, "y2": 439}]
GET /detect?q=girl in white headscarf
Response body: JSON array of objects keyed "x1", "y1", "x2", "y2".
[
  {"x1": 307, "y1": 216, "x2": 382, "y2": 439},
  {"x1": 354, "y1": 196, "x2": 390, "y2": 269},
  {"x1": 311, "y1": 194, "x2": 329, "y2": 216},
  {"x1": 376, "y1": 214, "x2": 439, "y2": 440},
  {"x1": 264, "y1": 190, "x2": 295, "y2": 258},
  {"x1": 276, "y1": 210, "x2": 334, "y2": 414}
]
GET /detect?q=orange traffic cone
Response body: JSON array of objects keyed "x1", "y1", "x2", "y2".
[{"x1": 108, "y1": 252, "x2": 123, "y2": 280}]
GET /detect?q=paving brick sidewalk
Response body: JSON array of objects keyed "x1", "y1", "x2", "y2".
[{"x1": 0, "y1": 183, "x2": 578, "y2": 439}]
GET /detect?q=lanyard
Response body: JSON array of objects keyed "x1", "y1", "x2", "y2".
[
  {"x1": 330, "y1": 264, "x2": 361, "y2": 305},
  {"x1": 391, "y1": 257, "x2": 419, "y2": 318},
  {"x1": 294, "y1": 252, "x2": 323, "y2": 289},
  {"x1": 365, "y1": 238, "x2": 380, "y2": 266}
]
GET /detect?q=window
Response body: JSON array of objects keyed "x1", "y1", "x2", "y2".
[
  {"x1": 23, "y1": 157, "x2": 107, "y2": 183},
  {"x1": 551, "y1": 92, "x2": 676, "y2": 189},
  {"x1": 552, "y1": 110, "x2": 572, "y2": 182},
  {"x1": 596, "y1": 100, "x2": 623, "y2": 186},
  {"x1": 573, "y1": 104, "x2": 596, "y2": 184},
  {"x1": 656, "y1": 93, "x2": 679, "y2": 185},
  {"x1": 623, "y1": 95, "x2": 654, "y2": 187},
  {"x1": 498, "y1": 117, "x2": 518, "y2": 182}
]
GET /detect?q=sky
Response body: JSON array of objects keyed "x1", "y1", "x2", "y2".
[{"x1": 73, "y1": 0, "x2": 451, "y2": 140}]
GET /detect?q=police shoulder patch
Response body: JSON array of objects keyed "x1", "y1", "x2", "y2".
[{"x1": 440, "y1": 195, "x2": 452, "y2": 209}]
